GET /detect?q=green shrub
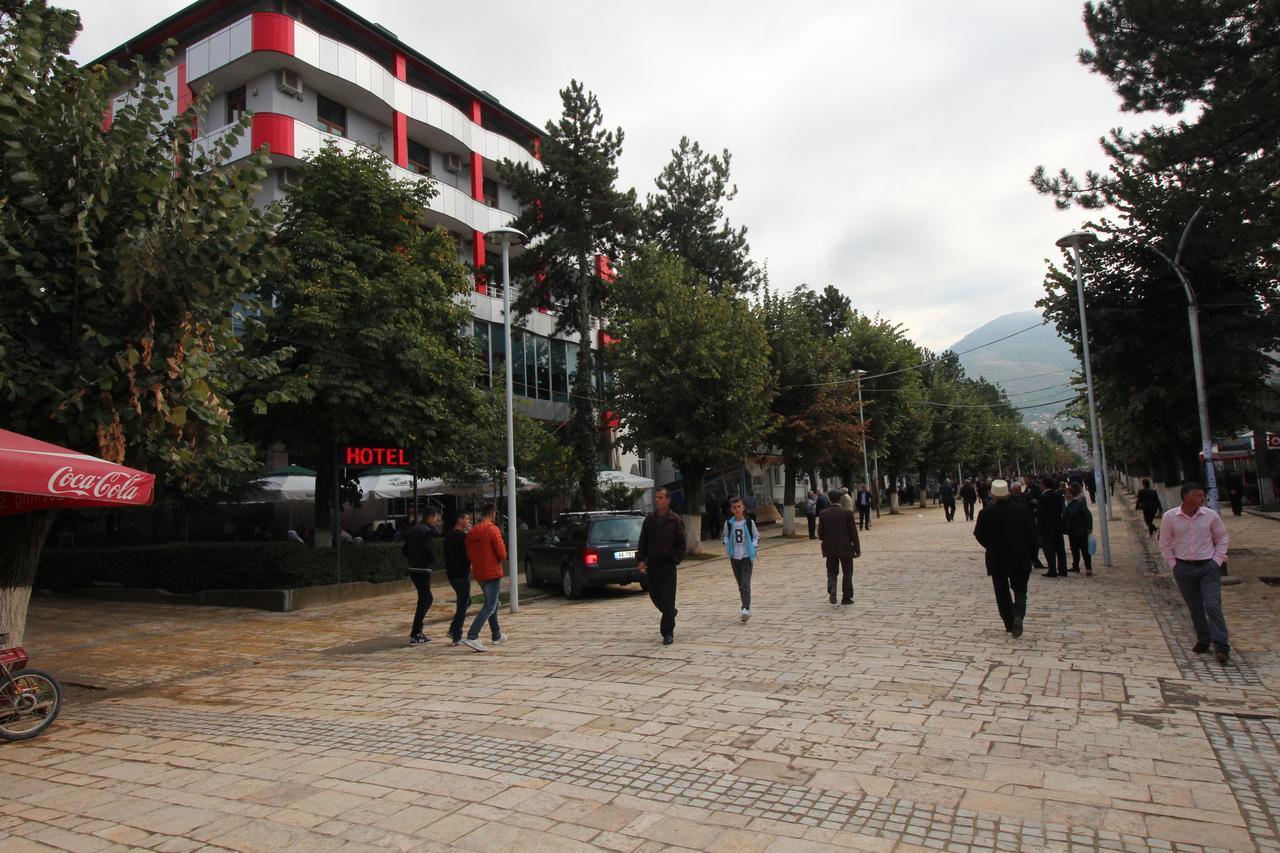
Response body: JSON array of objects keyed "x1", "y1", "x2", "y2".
[{"x1": 36, "y1": 540, "x2": 441, "y2": 593}]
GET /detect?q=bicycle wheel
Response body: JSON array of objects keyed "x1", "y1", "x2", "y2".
[{"x1": 0, "y1": 669, "x2": 62, "y2": 741}]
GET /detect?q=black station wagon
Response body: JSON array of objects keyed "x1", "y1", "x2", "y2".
[{"x1": 524, "y1": 510, "x2": 647, "y2": 599}]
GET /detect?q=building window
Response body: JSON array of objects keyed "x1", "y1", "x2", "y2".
[
  {"x1": 511, "y1": 329, "x2": 526, "y2": 397},
  {"x1": 638, "y1": 455, "x2": 649, "y2": 478},
  {"x1": 551, "y1": 340, "x2": 567, "y2": 402},
  {"x1": 483, "y1": 177, "x2": 498, "y2": 208},
  {"x1": 317, "y1": 94, "x2": 347, "y2": 136},
  {"x1": 535, "y1": 337, "x2": 550, "y2": 400},
  {"x1": 489, "y1": 321, "x2": 506, "y2": 390},
  {"x1": 473, "y1": 320, "x2": 490, "y2": 387},
  {"x1": 408, "y1": 140, "x2": 431, "y2": 176},
  {"x1": 225, "y1": 85, "x2": 246, "y2": 127}
]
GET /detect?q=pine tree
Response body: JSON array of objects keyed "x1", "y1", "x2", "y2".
[
  {"x1": 645, "y1": 136, "x2": 757, "y2": 296},
  {"x1": 500, "y1": 81, "x2": 641, "y2": 507}
]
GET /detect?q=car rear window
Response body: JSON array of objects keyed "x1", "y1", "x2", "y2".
[{"x1": 588, "y1": 517, "x2": 642, "y2": 545}]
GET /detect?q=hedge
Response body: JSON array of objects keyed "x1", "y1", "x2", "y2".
[{"x1": 36, "y1": 540, "x2": 442, "y2": 594}]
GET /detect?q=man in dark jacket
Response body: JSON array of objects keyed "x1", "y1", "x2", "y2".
[
  {"x1": 939, "y1": 480, "x2": 957, "y2": 522},
  {"x1": 1135, "y1": 478, "x2": 1163, "y2": 537},
  {"x1": 958, "y1": 480, "x2": 978, "y2": 521},
  {"x1": 637, "y1": 488, "x2": 686, "y2": 645},
  {"x1": 1036, "y1": 477, "x2": 1068, "y2": 578},
  {"x1": 445, "y1": 512, "x2": 492, "y2": 646},
  {"x1": 404, "y1": 509, "x2": 439, "y2": 645},
  {"x1": 818, "y1": 489, "x2": 861, "y2": 604},
  {"x1": 974, "y1": 479, "x2": 1038, "y2": 637}
]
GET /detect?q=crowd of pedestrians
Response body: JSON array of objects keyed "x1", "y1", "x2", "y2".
[{"x1": 395, "y1": 468, "x2": 1235, "y2": 669}]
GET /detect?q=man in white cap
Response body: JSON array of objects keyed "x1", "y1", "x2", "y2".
[{"x1": 973, "y1": 479, "x2": 1039, "y2": 637}]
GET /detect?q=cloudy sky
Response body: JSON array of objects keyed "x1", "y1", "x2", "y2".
[{"x1": 63, "y1": 0, "x2": 1136, "y2": 350}]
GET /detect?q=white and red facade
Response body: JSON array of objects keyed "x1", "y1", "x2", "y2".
[{"x1": 99, "y1": 0, "x2": 640, "y2": 473}]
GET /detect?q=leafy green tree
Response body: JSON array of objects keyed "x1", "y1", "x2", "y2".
[
  {"x1": 0, "y1": 1, "x2": 286, "y2": 643},
  {"x1": 251, "y1": 143, "x2": 483, "y2": 542},
  {"x1": 608, "y1": 249, "x2": 773, "y2": 553},
  {"x1": 644, "y1": 136, "x2": 757, "y2": 296},
  {"x1": 499, "y1": 81, "x2": 642, "y2": 508},
  {"x1": 1031, "y1": 0, "x2": 1280, "y2": 479},
  {"x1": 816, "y1": 285, "x2": 852, "y2": 339}
]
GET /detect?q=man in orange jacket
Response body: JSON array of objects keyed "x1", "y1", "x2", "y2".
[{"x1": 461, "y1": 502, "x2": 509, "y2": 651}]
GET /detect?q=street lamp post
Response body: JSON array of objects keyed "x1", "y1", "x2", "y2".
[
  {"x1": 1056, "y1": 230, "x2": 1112, "y2": 567},
  {"x1": 1150, "y1": 206, "x2": 1220, "y2": 514},
  {"x1": 853, "y1": 370, "x2": 871, "y2": 490},
  {"x1": 487, "y1": 226, "x2": 527, "y2": 613}
]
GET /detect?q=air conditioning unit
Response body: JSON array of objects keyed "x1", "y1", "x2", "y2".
[
  {"x1": 277, "y1": 69, "x2": 303, "y2": 99},
  {"x1": 278, "y1": 168, "x2": 301, "y2": 191},
  {"x1": 443, "y1": 151, "x2": 463, "y2": 173}
]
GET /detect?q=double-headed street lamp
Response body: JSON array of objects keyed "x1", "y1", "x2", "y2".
[
  {"x1": 1149, "y1": 206, "x2": 1220, "y2": 514},
  {"x1": 486, "y1": 226, "x2": 527, "y2": 613},
  {"x1": 852, "y1": 369, "x2": 871, "y2": 492},
  {"x1": 1055, "y1": 230, "x2": 1112, "y2": 567}
]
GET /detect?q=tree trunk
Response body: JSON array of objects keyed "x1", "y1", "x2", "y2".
[
  {"x1": 782, "y1": 457, "x2": 797, "y2": 536},
  {"x1": 314, "y1": 448, "x2": 335, "y2": 546},
  {"x1": 888, "y1": 471, "x2": 901, "y2": 514},
  {"x1": 572, "y1": 281, "x2": 600, "y2": 510},
  {"x1": 0, "y1": 510, "x2": 57, "y2": 647},
  {"x1": 675, "y1": 457, "x2": 706, "y2": 555},
  {"x1": 918, "y1": 467, "x2": 928, "y2": 508}
]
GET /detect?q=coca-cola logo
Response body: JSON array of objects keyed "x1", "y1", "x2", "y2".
[{"x1": 47, "y1": 466, "x2": 146, "y2": 502}]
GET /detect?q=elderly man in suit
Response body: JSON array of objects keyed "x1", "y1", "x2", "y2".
[
  {"x1": 818, "y1": 488, "x2": 861, "y2": 605},
  {"x1": 973, "y1": 479, "x2": 1039, "y2": 638}
]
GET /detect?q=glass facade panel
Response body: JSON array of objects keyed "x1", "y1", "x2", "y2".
[
  {"x1": 490, "y1": 321, "x2": 507, "y2": 392},
  {"x1": 551, "y1": 340, "x2": 567, "y2": 402},
  {"x1": 536, "y1": 337, "x2": 551, "y2": 400},
  {"x1": 511, "y1": 329, "x2": 526, "y2": 396},
  {"x1": 565, "y1": 342, "x2": 578, "y2": 392},
  {"x1": 473, "y1": 320, "x2": 490, "y2": 387},
  {"x1": 524, "y1": 333, "x2": 537, "y2": 395}
]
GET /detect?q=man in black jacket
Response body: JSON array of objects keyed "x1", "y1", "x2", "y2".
[
  {"x1": 938, "y1": 480, "x2": 957, "y2": 522},
  {"x1": 974, "y1": 480, "x2": 1039, "y2": 637},
  {"x1": 958, "y1": 480, "x2": 978, "y2": 521},
  {"x1": 404, "y1": 509, "x2": 440, "y2": 645},
  {"x1": 637, "y1": 488, "x2": 686, "y2": 645},
  {"x1": 1036, "y1": 477, "x2": 1069, "y2": 578}
]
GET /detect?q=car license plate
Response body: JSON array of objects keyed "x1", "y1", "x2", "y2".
[{"x1": 615, "y1": 550, "x2": 636, "y2": 560}]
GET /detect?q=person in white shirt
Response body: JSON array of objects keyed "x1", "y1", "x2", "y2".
[
  {"x1": 1158, "y1": 482, "x2": 1231, "y2": 663},
  {"x1": 722, "y1": 497, "x2": 760, "y2": 622}
]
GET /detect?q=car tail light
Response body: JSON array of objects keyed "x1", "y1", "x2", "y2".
[{"x1": 583, "y1": 547, "x2": 599, "y2": 566}]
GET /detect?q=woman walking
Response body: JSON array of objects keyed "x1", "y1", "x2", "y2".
[{"x1": 1065, "y1": 483, "x2": 1094, "y2": 576}]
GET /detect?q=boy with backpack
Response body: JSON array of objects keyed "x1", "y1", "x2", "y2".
[{"x1": 722, "y1": 497, "x2": 761, "y2": 622}]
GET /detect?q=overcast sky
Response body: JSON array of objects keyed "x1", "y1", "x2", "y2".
[{"x1": 63, "y1": 0, "x2": 1134, "y2": 351}]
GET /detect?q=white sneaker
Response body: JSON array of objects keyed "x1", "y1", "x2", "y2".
[
  {"x1": 462, "y1": 638, "x2": 488, "y2": 652},
  {"x1": 740, "y1": 609, "x2": 751, "y2": 622},
  {"x1": 491, "y1": 633, "x2": 509, "y2": 644}
]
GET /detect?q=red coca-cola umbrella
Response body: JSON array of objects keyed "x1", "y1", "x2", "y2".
[{"x1": 0, "y1": 429, "x2": 155, "y2": 517}]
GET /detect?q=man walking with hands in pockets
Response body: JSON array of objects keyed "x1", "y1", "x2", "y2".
[
  {"x1": 638, "y1": 488, "x2": 686, "y2": 645},
  {"x1": 1159, "y1": 482, "x2": 1232, "y2": 664}
]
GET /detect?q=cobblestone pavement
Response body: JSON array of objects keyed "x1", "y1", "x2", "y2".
[{"x1": 3, "y1": 500, "x2": 1279, "y2": 851}]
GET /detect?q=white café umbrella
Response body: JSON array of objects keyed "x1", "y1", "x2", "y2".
[
  {"x1": 356, "y1": 467, "x2": 446, "y2": 499},
  {"x1": 598, "y1": 469, "x2": 654, "y2": 490},
  {"x1": 244, "y1": 465, "x2": 316, "y2": 502}
]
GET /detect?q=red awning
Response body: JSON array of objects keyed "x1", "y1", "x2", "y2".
[{"x1": 0, "y1": 429, "x2": 155, "y2": 516}]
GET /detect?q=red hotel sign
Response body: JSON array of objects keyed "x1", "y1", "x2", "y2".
[{"x1": 344, "y1": 446, "x2": 409, "y2": 467}]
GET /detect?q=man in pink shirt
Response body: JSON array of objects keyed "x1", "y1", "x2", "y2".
[{"x1": 1158, "y1": 482, "x2": 1231, "y2": 663}]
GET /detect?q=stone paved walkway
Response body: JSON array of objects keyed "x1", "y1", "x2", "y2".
[{"x1": 3, "y1": 500, "x2": 1278, "y2": 851}]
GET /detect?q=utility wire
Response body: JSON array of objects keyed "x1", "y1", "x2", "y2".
[{"x1": 784, "y1": 318, "x2": 1051, "y2": 390}]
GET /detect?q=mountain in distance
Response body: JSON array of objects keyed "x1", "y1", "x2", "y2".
[{"x1": 948, "y1": 310, "x2": 1081, "y2": 429}]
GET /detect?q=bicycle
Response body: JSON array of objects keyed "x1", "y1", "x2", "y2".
[{"x1": 0, "y1": 634, "x2": 62, "y2": 741}]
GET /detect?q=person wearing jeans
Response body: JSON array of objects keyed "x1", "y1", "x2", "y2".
[
  {"x1": 461, "y1": 502, "x2": 508, "y2": 652},
  {"x1": 722, "y1": 497, "x2": 760, "y2": 622},
  {"x1": 1159, "y1": 482, "x2": 1231, "y2": 663},
  {"x1": 444, "y1": 512, "x2": 499, "y2": 645}
]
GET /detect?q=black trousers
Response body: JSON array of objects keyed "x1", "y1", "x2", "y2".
[
  {"x1": 962, "y1": 499, "x2": 976, "y2": 521},
  {"x1": 1229, "y1": 490, "x2": 1243, "y2": 516},
  {"x1": 992, "y1": 572, "x2": 1029, "y2": 629},
  {"x1": 1068, "y1": 532, "x2": 1092, "y2": 572},
  {"x1": 857, "y1": 505, "x2": 871, "y2": 530},
  {"x1": 1040, "y1": 531, "x2": 1067, "y2": 576},
  {"x1": 826, "y1": 554, "x2": 854, "y2": 601},
  {"x1": 646, "y1": 559, "x2": 678, "y2": 637},
  {"x1": 943, "y1": 501, "x2": 956, "y2": 522},
  {"x1": 807, "y1": 514, "x2": 817, "y2": 539},
  {"x1": 1141, "y1": 507, "x2": 1158, "y2": 535},
  {"x1": 409, "y1": 570, "x2": 434, "y2": 636}
]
